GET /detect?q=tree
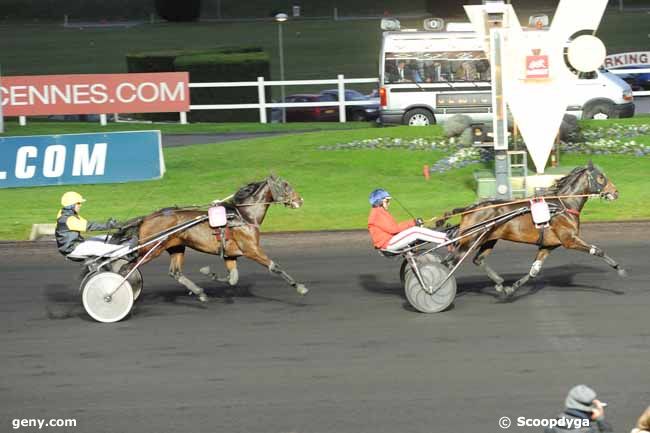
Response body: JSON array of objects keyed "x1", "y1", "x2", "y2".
[{"x1": 155, "y1": 0, "x2": 201, "y2": 22}]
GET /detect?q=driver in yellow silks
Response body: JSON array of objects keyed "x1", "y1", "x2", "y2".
[{"x1": 55, "y1": 191, "x2": 122, "y2": 259}]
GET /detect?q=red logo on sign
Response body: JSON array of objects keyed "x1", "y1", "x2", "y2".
[
  {"x1": 526, "y1": 55, "x2": 549, "y2": 79},
  {"x1": 0, "y1": 72, "x2": 189, "y2": 116}
]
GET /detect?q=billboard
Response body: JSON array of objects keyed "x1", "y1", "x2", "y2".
[
  {"x1": 0, "y1": 130, "x2": 165, "y2": 188},
  {"x1": 0, "y1": 72, "x2": 189, "y2": 116}
]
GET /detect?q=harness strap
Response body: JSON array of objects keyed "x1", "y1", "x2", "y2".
[
  {"x1": 565, "y1": 208, "x2": 580, "y2": 217},
  {"x1": 537, "y1": 226, "x2": 545, "y2": 247}
]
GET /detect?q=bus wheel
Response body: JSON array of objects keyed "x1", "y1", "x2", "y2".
[
  {"x1": 583, "y1": 100, "x2": 615, "y2": 119},
  {"x1": 404, "y1": 109, "x2": 434, "y2": 126}
]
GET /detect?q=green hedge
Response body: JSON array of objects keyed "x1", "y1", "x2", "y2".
[{"x1": 126, "y1": 47, "x2": 270, "y2": 122}]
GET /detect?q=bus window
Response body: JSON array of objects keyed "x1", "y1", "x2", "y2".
[{"x1": 383, "y1": 51, "x2": 489, "y2": 84}]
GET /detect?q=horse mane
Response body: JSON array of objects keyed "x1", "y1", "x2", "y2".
[
  {"x1": 233, "y1": 180, "x2": 267, "y2": 203},
  {"x1": 543, "y1": 166, "x2": 588, "y2": 195}
]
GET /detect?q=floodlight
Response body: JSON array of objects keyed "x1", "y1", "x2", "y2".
[
  {"x1": 380, "y1": 18, "x2": 401, "y2": 31},
  {"x1": 275, "y1": 13, "x2": 288, "y2": 22}
]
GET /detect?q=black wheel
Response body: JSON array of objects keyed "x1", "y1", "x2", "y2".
[
  {"x1": 583, "y1": 101, "x2": 615, "y2": 119},
  {"x1": 403, "y1": 108, "x2": 435, "y2": 126},
  {"x1": 350, "y1": 110, "x2": 367, "y2": 122}
]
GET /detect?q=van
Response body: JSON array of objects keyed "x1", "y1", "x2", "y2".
[{"x1": 378, "y1": 28, "x2": 635, "y2": 126}]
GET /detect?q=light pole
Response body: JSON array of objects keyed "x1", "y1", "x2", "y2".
[{"x1": 275, "y1": 13, "x2": 288, "y2": 123}]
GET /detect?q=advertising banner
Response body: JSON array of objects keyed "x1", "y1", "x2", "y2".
[
  {"x1": 0, "y1": 72, "x2": 189, "y2": 116},
  {"x1": 604, "y1": 51, "x2": 650, "y2": 68},
  {"x1": 0, "y1": 130, "x2": 165, "y2": 188}
]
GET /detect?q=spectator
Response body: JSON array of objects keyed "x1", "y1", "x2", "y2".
[
  {"x1": 544, "y1": 385, "x2": 613, "y2": 433},
  {"x1": 631, "y1": 406, "x2": 650, "y2": 433}
]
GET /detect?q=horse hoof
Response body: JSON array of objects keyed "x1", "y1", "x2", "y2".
[
  {"x1": 199, "y1": 266, "x2": 211, "y2": 276},
  {"x1": 495, "y1": 284, "x2": 504, "y2": 293},
  {"x1": 198, "y1": 293, "x2": 209, "y2": 303},
  {"x1": 617, "y1": 268, "x2": 628, "y2": 278},
  {"x1": 296, "y1": 284, "x2": 309, "y2": 296}
]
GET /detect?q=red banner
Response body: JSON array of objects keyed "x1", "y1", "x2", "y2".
[{"x1": 0, "y1": 72, "x2": 189, "y2": 116}]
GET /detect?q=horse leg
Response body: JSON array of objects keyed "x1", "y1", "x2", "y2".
[
  {"x1": 472, "y1": 240, "x2": 505, "y2": 292},
  {"x1": 199, "y1": 258, "x2": 239, "y2": 286},
  {"x1": 242, "y1": 246, "x2": 308, "y2": 296},
  {"x1": 168, "y1": 246, "x2": 208, "y2": 302},
  {"x1": 502, "y1": 247, "x2": 555, "y2": 298},
  {"x1": 558, "y1": 233, "x2": 627, "y2": 277}
]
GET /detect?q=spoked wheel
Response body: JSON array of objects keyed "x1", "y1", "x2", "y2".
[
  {"x1": 111, "y1": 259, "x2": 143, "y2": 301},
  {"x1": 82, "y1": 271, "x2": 134, "y2": 323},
  {"x1": 404, "y1": 261, "x2": 456, "y2": 313}
]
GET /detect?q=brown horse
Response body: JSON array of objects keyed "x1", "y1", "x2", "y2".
[
  {"x1": 115, "y1": 175, "x2": 308, "y2": 302},
  {"x1": 445, "y1": 161, "x2": 625, "y2": 298}
]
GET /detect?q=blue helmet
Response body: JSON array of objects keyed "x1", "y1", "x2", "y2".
[{"x1": 369, "y1": 188, "x2": 391, "y2": 206}]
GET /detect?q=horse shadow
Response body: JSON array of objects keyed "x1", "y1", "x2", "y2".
[
  {"x1": 456, "y1": 263, "x2": 624, "y2": 303},
  {"x1": 359, "y1": 263, "x2": 623, "y2": 307}
]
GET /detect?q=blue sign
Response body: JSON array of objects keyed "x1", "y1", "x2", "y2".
[{"x1": 0, "y1": 130, "x2": 165, "y2": 188}]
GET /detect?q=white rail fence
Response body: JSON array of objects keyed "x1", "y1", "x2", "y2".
[
  {"x1": 184, "y1": 75, "x2": 379, "y2": 124},
  {"x1": 14, "y1": 69, "x2": 650, "y2": 126}
]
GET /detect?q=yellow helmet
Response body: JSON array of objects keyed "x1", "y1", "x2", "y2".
[{"x1": 61, "y1": 191, "x2": 86, "y2": 207}]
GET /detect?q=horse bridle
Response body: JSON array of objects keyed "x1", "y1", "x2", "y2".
[
  {"x1": 267, "y1": 177, "x2": 294, "y2": 206},
  {"x1": 584, "y1": 168, "x2": 606, "y2": 194}
]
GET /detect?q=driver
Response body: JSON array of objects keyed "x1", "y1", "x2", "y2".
[
  {"x1": 367, "y1": 188, "x2": 448, "y2": 252},
  {"x1": 55, "y1": 191, "x2": 123, "y2": 259}
]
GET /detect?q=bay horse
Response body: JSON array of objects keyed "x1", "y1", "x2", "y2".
[
  {"x1": 444, "y1": 161, "x2": 625, "y2": 298},
  {"x1": 114, "y1": 175, "x2": 308, "y2": 302}
]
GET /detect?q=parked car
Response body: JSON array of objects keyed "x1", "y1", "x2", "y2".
[
  {"x1": 613, "y1": 65, "x2": 650, "y2": 91},
  {"x1": 284, "y1": 89, "x2": 379, "y2": 122},
  {"x1": 284, "y1": 94, "x2": 337, "y2": 122},
  {"x1": 319, "y1": 89, "x2": 380, "y2": 121}
]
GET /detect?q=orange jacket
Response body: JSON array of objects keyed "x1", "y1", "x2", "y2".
[{"x1": 367, "y1": 206, "x2": 415, "y2": 249}]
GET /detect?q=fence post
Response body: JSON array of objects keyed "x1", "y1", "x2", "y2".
[
  {"x1": 333, "y1": 7, "x2": 338, "y2": 21},
  {"x1": 100, "y1": 114, "x2": 107, "y2": 126},
  {"x1": 180, "y1": 112, "x2": 188, "y2": 124},
  {"x1": 257, "y1": 76, "x2": 267, "y2": 123},
  {"x1": 337, "y1": 74, "x2": 346, "y2": 123},
  {"x1": 19, "y1": 116, "x2": 26, "y2": 126}
]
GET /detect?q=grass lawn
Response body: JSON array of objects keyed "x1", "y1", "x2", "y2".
[
  {"x1": 1, "y1": 123, "x2": 650, "y2": 240},
  {"x1": 0, "y1": 120, "x2": 376, "y2": 137}
]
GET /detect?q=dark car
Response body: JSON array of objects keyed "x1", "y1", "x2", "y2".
[
  {"x1": 319, "y1": 89, "x2": 380, "y2": 121},
  {"x1": 614, "y1": 65, "x2": 650, "y2": 91},
  {"x1": 284, "y1": 89, "x2": 379, "y2": 122},
  {"x1": 284, "y1": 94, "x2": 338, "y2": 122}
]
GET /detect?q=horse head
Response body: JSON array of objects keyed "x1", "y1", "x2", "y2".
[
  {"x1": 267, "y1": 175, "x2": 304, "y2": 209},
  {"x1": 585, "y1": 160, "x2": 618, "y2": 201}
]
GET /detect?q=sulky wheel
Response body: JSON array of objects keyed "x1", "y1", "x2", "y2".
[
  {"x1": 82, "y1": 271, "x2": 134, "y2": 323},
  {"x1": 400, "y1": 253, "x2": 442, "y2": 285},
  {"x1": 111, "y1": 259, "x2": 143, "y2": 301},
  {"x1": 404, "y1": 261, "x2": 456, "y2": 313}
]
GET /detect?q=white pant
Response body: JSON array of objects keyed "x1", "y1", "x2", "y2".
[
  {"x1": 68, "y1": 236, "x2": 127, "y2": 259},
  {"x1": 385, "y1": 227, "x2": 448, "y2": 252}
]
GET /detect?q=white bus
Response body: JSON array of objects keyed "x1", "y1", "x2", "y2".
[{"x1": 378, "y1": 27, "x2": 635, "y2": 126}]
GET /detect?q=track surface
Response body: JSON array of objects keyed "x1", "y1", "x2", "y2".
[{"x1": 1, "y1": 224, "x2": 649, "y2": 433}]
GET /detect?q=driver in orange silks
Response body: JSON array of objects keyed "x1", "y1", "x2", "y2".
[{"x1": 367, "y1": 188, "x2": 448, "y2": 252}]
